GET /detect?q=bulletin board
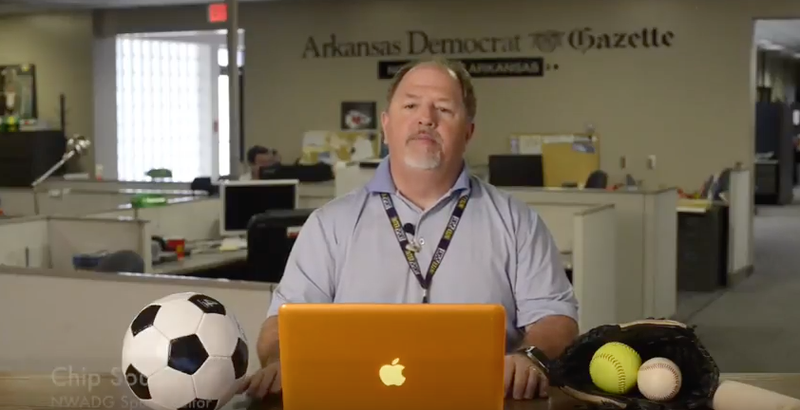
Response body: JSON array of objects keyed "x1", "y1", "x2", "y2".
[
  {"x1": 509, "y1": 133, "x2": 600, "y2": 187},
  {"x1": 300, "y1": 130, "x2": 381, "y2": 165}
]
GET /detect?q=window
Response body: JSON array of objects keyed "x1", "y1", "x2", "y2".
[
  {"x1": 115, "y1": 37, "x2": 203, "y2": 182},
  {"x1": 217, "y1": 47, "x2": 244, "y2": 176},
  {"x1": 217, "y1": 74, "x2": 230, "y2": 176},
  {"x1": 217, "y1": 48, "x2": 244, "y2": 67}
]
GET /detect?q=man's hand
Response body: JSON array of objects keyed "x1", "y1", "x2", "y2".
[
  {"x1": 504, "y1": 353, "x2": 548, "y2": 400},
  {"x1": 237, "y1": 361, "x2": 282, "y2": 399}
]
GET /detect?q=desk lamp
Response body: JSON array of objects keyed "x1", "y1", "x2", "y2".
[{"x1": 31, "y1": 134, "x2": 91, "y2": 215}]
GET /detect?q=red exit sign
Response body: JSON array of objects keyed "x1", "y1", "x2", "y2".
[{"x1": 208, "y1": 3, "x2": 227, "y2": 23}]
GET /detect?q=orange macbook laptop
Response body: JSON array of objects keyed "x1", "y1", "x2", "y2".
[{"x1": 278, "y1": 303, "x2": 506, "y2": 410}]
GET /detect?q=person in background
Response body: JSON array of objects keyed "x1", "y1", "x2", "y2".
[{"x1": 241, "y1": 145, "x2": 280, "y2": 180}]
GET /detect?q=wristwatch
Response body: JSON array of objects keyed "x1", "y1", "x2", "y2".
[{"x1": 516, "y1": 346, "x2": 551, "y2": 379}]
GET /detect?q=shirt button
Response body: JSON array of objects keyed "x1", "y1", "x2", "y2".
[{"x1": 419, "y1": 238, "x2": 425, "y2": 245}]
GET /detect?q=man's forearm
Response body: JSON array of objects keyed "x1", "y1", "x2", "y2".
[
  {"x1": 520, "y1": 315, "x2": 579, "y2": 359},
  {"x1": 256, "y1": 316, "x2": 280, "y2": 367}
]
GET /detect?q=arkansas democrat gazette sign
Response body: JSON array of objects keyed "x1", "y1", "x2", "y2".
[{"x1": 301, "y1": 27, "x2": 675, "y2": 79}]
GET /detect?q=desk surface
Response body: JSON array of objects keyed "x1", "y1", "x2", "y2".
[
  {"x1": 0, "y1": 373, "x2": 797, "y2": 409},
  {"x1": 152, "y1": 249, "x2": 247, "y2": 275}
]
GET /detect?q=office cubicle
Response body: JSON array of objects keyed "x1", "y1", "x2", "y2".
[
  {"x1": 0, "y1": 265, "x2": 270, "y2": 374},
  {"x1": 527, "y1": 202, "x2": 618, "y2": 331},
  {"x1": 298, "y1": 181, "x2": 335, "y2": 208},
  {"x1": 728, "y1": 168, "x2": 754, "y2": 282},
  {"x1": 755, "y1": 101, "x2": 794, "y2": 205},
  {"x1": 90, "y1": 197, "x2": 220, "y2": 242},
  {"x1": 334, "y1": 161, "x2": 490, "y2": 198},
  {"x1": 0, "y1": 187, "x2": 203, "y2": 216},
  {"x1": 39, "y1": 178, "x2": 193, "y2": 191},
  {"x1": 506, "y1": 187, "x2": 678, "y2": 322},
  {"x1": 0, "y1": 215, "x2": 151, "y2": 270},
  {"x1": 675, "y1": 167, "x2": 754, "y2": 288},
  {"x1": 335, "y1": 162, "x2": 377, "y2": 197},
  {"x1": 22, "y1": 178, "x2": 332, "y2": 213}
]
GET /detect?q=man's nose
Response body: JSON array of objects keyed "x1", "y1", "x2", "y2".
[{"x1": 417, "y1": 106, "x2": 436, "y2": 127}]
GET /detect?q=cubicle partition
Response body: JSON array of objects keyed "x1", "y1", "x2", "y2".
[
  {"x1": 0, "y1": 215, "x2": 150, "y2": 270},
  {"x1": 728, "y1": 168, "x2": 754, "y2": 283},
  {"x1": 572, "y1": 204, "x2": 618, "y2": 330},
  {"x1": 40, "y1": 178, "x2": 192, "y2": 191},
  {"x1": 26, "y1": 178, "x2": 334, "y2": 213},
  {"x1": 0, "y1": 188, "x2": 203, "y2": 216},
  {"x1": 90, "y1": 197, "x2": 220, "y2": 242},
  {"x1": 335, "y1": 163, "x2": 377, "y2": 197},
  {"x1": 506, "y1": 187, "x2": 678, "y2": 322},
  {"x1": 334, "y1": 162, "x2": 491, "y2": 198},
  {"x1": 298, "y1": 181, "x2": 335, "y2": 208},
  {"x1": 0, "y1": 265, "x2": 271, "y2": 375},
  {"x1": 47, "y1": 217, "x2": 152, "y2": 271},
  {"x1": 525, "y1": 202, "x2": 618, "y2": 331},
  {"x1": 0, "y1": 216, "x2": 48, "y2": 267},
  {"x1": 531, "y1": 203, "x2": 595, "y2": 251}
]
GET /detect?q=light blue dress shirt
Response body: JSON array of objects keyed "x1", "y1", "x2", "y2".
[{"x1": 267, "y1": 158, "x2": 578, "y2": 350}]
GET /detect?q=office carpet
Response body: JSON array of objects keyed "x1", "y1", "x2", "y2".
[{"x1": 681, "y1": 197, "x2": 800, "y2": 373}]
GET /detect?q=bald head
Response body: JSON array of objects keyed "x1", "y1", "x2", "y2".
[{"x1": 386, "y1": 58, "x2": 477, "y2": 121}]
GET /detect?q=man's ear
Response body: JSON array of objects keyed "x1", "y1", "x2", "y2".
[
  {"x1": 465, "y1": 122, "x2": 475, "y2": 143},
  {"x1": 380, "y1": 111, "x2": 389, "y2": 132}
]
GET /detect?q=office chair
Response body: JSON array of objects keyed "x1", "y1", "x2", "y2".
[
  {"x1": 585, "y1": 170, "x2": 609, "y2": 189},
  {"x1": 246, "y1": 209, "x2": 314, "y2": 282},
  {"x1": 190, "y1": 177, "x2": 219, "y2": 196},
  {"x1": 95, "y1": 250, "x2": 145, "y2": 273}
]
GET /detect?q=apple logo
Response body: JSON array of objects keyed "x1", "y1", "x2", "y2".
[{"x1": 379, "y1": 358, "x2": 406, "y2": 387}]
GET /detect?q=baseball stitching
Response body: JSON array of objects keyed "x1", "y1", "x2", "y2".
[
  {"x1": 639, "y1": 362, "x2": 680, "y2": 400},
  {"x1": 595, "y1": 353, "x2": 627, "y2": 393}
]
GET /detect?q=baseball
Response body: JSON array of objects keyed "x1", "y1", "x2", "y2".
[{"x1": 637, "y1": 357, "x2": 682, "y2": 401}]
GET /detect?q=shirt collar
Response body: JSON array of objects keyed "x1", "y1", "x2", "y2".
[{"x1": 365, "y1": 157, "x2": 472, "y2": 194}]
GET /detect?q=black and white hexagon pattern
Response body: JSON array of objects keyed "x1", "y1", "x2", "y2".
[{"x1": 121, "y1": 292, "x2": 249, "y2": 410}]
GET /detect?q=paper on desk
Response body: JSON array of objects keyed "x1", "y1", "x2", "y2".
[{"x1": 219, "y1": 237, "x2": 247, "y2": 251}]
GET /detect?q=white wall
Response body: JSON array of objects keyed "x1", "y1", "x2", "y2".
[
  {"x1": 0, "y1": 12, "x2": 94, "y2": 172},
  {"x1": 94, "y1": 0, "x2": 800, "y2": 190}
]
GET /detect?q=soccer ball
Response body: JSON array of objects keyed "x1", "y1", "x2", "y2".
[{"x1": 121, "y1": 292, "x2": 249, "y2": 410}]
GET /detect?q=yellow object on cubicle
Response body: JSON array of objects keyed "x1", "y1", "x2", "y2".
[
  {"x1": 510, "y1": 133, "x2": 600, "y2": 187},
  {"x1": 300, "y1": 130, "x2": 380, "y2": 165},
  {"x1": 676, "y1": 198, "x2": 713, "y2": 213}
]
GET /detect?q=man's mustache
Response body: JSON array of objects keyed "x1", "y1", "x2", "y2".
[{"x1": 406, "y1": 131, "x2": 442, "y2": 144}]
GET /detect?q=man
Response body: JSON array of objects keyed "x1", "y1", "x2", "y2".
[
  {"x1": 241, "y1": 145, "x2": 279, "y2": 180},
  {"x1": 240, "y1": 58, "x2": 579, "y2": 401}
]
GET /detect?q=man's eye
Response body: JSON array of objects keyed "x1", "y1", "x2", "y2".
[{"x1": 403, "y1": 104, "x2": 416, "y2": 109}]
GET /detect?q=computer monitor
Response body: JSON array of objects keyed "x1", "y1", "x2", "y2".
[
  {"x1": 260, "y1": 163, "x2": 334, "y2": 182},
  {"x1": 219, "y1": 179, "x2": 299, "y2": 237},
  {"x1": 488, "y1": 154, "x2": 544, "y2": 187}
]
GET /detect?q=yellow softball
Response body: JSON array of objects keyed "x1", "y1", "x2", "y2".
[{"x1": 589, "y1": 342, "x2": 642, "y2": 394}]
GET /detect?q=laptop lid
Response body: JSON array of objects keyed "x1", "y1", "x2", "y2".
[{"x1": 278, "y1": 304, "x2": 506, "y2": 410}]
